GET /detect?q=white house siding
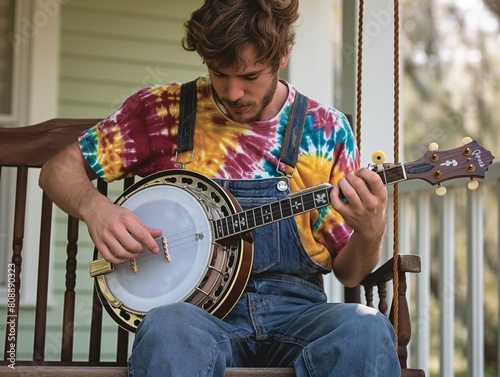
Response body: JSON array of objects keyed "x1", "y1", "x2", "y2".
[
  {"x1": 58, "y1": 0, "x2": 206, "y2": 118},
  {"x1": 51, "y1": 0, "x2": 206, "y2": 362}
]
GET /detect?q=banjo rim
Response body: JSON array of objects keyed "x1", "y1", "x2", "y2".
[{"x1": 91, "y1": 170, "x2": 253, "y2": 332}]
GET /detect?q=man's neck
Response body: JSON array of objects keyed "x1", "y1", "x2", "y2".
[{"x1": 260, "y1": 80, "x2": 289, "y2": 121}]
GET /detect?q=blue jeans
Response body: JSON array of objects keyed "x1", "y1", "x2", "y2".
[{"x1": 128, "y1": 178, "x2": 400, "y2": 376}]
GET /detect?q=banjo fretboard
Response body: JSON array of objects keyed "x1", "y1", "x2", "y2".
[{"x1": 213, "y1": 164, "x2": 407, "y2": 240}]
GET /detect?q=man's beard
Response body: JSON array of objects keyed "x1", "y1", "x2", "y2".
[{"x1": 214, "y1": 75, "x2": 278, "y2": 124}]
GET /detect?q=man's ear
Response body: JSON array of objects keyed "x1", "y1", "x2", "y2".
[{"x1": 279, "y1": 51, "x2": 291, "y2": 71}]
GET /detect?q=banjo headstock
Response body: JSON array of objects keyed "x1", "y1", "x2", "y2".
[
  {"x1": 403, "y1": 139, "x2": 494, "y2": 186},
  {"x1": 371, "y1": 138, "x2": 494, "y2": 195}
]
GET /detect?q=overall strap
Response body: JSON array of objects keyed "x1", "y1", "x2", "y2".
[
  {"x1": 278, "y1": 92, "x2": 309, "y2": 175},
  {"x1": 177, "y1": 79, "x2": 198, "y2": 153},
  {"x1": 176, "y1": 79, "x2": 309, "y2": 173}
]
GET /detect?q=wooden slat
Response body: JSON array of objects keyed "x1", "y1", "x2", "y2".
[
  {"x1": 0, "y1": 366, "x2": 296, "y2": 376},
  {"x1": 88, "y1": 287, "x2": 104, "y2": 363},
  {"x1": 377, "y1": 282, "x2": 388, "y2": 315},
  {"x1": 115, "y1": 328, "x2": 128, "y2": 366},
  {"x1": 0, "y1": 364, "x2": 429, "y2": 377},
  {"x1": 343, "y1": 285, "x2": 360, "y2": 303},
  {"x1": 390, "y1": 272, "x2": 411, "y2": 369},
  {"x1": 88, "y1": 178, "x2": 108, "y2": 362},
  {"x1": 0, "y1": 366, "x2": 129, "y2": 376},
  {"x1": 113, "y1": 177, "x2": 136, "y2": 365},
  {"x1": 364, "y1": 286, "x2": 374, "y2": 308},
  {"x1": 3, "y1": 167, "x2": 28, "y2": 360},
  {"x1": 226, "y1": 368, "x2": 295, "y2": 376},
  {"x1": 61, "y1": 215, "x2": 80, "y2": 361},
  {"x1": 33, "y1": 193, "x2": 54, "y2": 361}
]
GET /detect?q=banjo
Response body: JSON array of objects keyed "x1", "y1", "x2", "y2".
[{"x1": 89, "y1": 139, "x2": 493, "y2": 332}]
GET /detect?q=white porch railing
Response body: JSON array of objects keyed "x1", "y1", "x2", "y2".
[
  {"x1": 406, "y1": 161, "x2": 498, "y2": 377},
  {"x1": 326, "y1": 159, "x2": 499, "y2": 376}
]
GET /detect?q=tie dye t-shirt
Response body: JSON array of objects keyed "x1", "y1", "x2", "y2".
[{"x1": 79, "y1": 76, "x2": 359, "y2": 270}]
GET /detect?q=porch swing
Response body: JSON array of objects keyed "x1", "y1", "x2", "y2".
[{"x1": 10, "y1": 0, "x2": 497, "y2": 374}]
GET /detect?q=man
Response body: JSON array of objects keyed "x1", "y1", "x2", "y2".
[{"x1": 40, "y1": 0, "x2": 400, "y2": 376}]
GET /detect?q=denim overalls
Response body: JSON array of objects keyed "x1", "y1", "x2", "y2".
[{"x1": 128, "y1": 81, "x2": 400, "y2": 376}]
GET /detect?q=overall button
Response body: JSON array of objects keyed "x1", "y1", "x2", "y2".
[{"x1": 276, "y1": 180, "x2": 288, "y2": 192}]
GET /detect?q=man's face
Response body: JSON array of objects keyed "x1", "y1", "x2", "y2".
[{"x1": 208, "y1": 45, "x2": 288, "y2": 123}]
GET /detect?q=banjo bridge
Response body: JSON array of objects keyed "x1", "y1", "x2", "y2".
[{"x1": 162, "y1": 236, "x2": 171, "y2": 262}]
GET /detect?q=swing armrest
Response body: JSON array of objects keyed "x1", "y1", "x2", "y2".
[
  {"x1": 360, "y1": 254, "x2": 421, "y2": 287},
  {"x1": 357, "y1": 254, "x2": 421, "y2": 371}
]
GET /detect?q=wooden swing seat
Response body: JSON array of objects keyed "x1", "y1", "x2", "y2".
[{"x1": 0, "y1": 119, "x2": 425, "y2": 376}]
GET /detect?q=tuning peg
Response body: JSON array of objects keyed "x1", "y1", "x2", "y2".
[
  {"x1": 462, "y1": 136, "x2": 473, "y2": 145},
  {"x1": 428, "y1": 142, "x2": 439, "y2": 152},
  {"x1": 436, "y1": 185, "x2": 447, "y2": 196},
  {"x1": 467, "y1": 178, "x2": 479, "y2": 191},
  {"x1": 371, "y1": 150, "x2": 386, "y2": 165}
]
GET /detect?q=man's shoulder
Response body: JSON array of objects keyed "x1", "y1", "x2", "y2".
[
  {"x1": 135, "y1": 76, "x2": 209, "y2": 105},
  {"x1": 298, "y1": 93, "x2": 350, "y2": 128},
  {"x1": 287, "y1": 83, "x2": 346, "y2": 120},
  {"x1": 136, "y1": 81, "x2": 182, "y2": 101}
]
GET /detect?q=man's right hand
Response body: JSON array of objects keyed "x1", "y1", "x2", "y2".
[{"x1": 85, "y1": 201, "x2": 162, "y2": 264}]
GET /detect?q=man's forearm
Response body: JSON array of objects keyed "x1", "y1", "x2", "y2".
[
  {"x1": 332, "y1": 230, "x2": 384, "y2": 288},
  {"x1": 39, "y1": 142, "x2": 108, "y2": 221}
]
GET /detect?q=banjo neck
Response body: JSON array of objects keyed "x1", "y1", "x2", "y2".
[
  {"x1": 213, "y1": 164, "x2": 408, "y2": 241},
  {"x1": 212, "y1": 138, "x2": 495, "y2": 241}
]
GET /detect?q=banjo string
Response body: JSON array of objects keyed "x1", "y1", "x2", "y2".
[{"x1": 125, "y1": 223, "x2": 214, "y2": 266}]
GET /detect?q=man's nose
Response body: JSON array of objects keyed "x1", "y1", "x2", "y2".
[{"x1": 226, "y1": 78, "x2": 244, "y2": 102}]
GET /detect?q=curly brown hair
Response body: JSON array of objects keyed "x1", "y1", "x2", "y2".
[{"x1": 182, "y1": 0, "x2": 299, "y2": 71}]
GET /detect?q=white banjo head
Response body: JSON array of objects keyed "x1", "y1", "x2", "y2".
[{"x1": 105, "y1": 184, "x2": 213, "y2": 313}]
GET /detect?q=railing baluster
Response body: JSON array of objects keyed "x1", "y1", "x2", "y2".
[
  {"x1": 415, "y1": 191, "x2": 430, "y2": 374},
  {"x1": 467, "y1": 188, "x2": 484, "y2": 377},
  {"x1": 497, "y1": 178, "x2": 500, "y2": 377},
  {"x1": 439, "y1": 190, "x2": 455, "y2": 376}
]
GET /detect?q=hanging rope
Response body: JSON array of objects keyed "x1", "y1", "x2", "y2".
[
  {"x1": 356, "y1": 0, "x2": 401, "y2": 352},
  {"x1": 392, "y1": 0, "x2": 401, "y2": 353},
  {"x1": 355, "y1": 0, "x2": 364, "y2": 153}
]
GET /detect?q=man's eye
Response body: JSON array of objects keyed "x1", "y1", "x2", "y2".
[{"x1": 245, "y1": 76, "x2": 258, "y2": 81}]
